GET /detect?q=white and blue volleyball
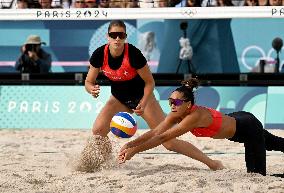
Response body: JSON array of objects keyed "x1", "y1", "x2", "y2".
[{"x1": 110, "y1": 112, "x2": 137, "y2": 138}]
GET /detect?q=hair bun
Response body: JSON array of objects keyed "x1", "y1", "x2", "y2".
[
  {"x1": 181, "y1": 78, "x2": 199, "y2": 90},
  {"x1": 181, "y1": 80, "x2": 191, "y2": 88}
]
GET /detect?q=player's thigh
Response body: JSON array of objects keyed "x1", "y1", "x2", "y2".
[
  {"x1": 93, "y1": 95, "x2": 132, "y2": 131},
  {"x1": 142, "y1": 94, "x2": 166, "y2": 129}
]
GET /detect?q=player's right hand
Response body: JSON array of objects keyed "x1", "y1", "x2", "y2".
[{"x1": 90, "y1": 84, "x2": 100, "y2": 98}]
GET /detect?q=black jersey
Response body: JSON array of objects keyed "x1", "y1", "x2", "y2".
[{"x1": 89, "y1": 43, "x2": 148, "y2": 107}]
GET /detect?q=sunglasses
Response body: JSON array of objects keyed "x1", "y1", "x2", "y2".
[
  {"x1": 108, "y1": 32, "x2": 127, "y2": 40},
  {"x1": 168, "y1": 98, "x2": 188, "y2": 106}
]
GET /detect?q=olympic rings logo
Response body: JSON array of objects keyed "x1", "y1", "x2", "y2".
[
  {"x1": 241, "y1": 45, "x2": 284, "y2": 71},
  {"x1": 181, "y1": 9, "x2": 197, "y2": 17}
]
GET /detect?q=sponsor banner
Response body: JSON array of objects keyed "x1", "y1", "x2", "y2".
[
  {"x1": 0, "y1": 86, "x2": 283, "y2": 129},
  {"x1": 0, "y1": 7, "x2": 283, "y2": 20}
]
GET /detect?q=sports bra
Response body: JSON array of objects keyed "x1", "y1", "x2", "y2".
[
  {"x1": 101, "y1": 43, "x2": 137, "y2": 81},
  {"x1": 190, "y1": 105, "x2": 222, "y2": 137}
]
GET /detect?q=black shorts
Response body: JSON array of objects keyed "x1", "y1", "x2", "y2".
[
  {"x1": 227, "y1": 111, "x2": 264, "y2": 143},
  {"x1": 113, "y1": 95, "x2": 141, "y2": 109},
  {"x1": 122, "y1": 99, "x2": 141, "y2": 109}
]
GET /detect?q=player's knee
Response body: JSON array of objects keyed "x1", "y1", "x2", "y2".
[
  {"x1": 92, "y1": 127, "x2": 101, "y2": 135},
  {"x1": 92, "y1": 126, "x2": 108, "y2": 137}
]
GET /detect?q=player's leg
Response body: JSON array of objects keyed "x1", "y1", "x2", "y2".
[
  {"x1": 78, "y1": 95, "x2": 132, "y2": 172},
  {"x1": 263, "y1": 130, "x2": 284, "y2": 152},
  {"x1": 244, "y1": 115, "x2": 266, "y2": 175},
  {"x1": 244, "y1": 132, "x2": 266, "y2": 175},
  {"x1": 92, "y1": 95, "x2": 132, "y2": 137}
]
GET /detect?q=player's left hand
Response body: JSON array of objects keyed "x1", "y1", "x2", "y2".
[
  {"x1": 133, "y1": 103, "x2": 145, "y2": 116},
  {"x1": 210, "y1": 160, "x2": 225, "y2": 171}
]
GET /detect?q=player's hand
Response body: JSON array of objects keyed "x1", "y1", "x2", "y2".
[
  {"x1": 133, "y1": 103, "x2": 145, "y2": 116},
  {"x1": 120, "y1": 143, "x2": 130, "y2": 153},
  {"x1": 90, "y1": 84, "x2": 100, "y2": 98},
  {"x1": 210, "y1": 160, "x2": 225, "y2": 171},
  {"x1": 118, "y1": 148, "x2": 135, "y2": 164}
]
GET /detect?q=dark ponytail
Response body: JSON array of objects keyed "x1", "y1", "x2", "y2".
[{"x1": 174, "y1": 78, "x2": 199, "y2": 105}]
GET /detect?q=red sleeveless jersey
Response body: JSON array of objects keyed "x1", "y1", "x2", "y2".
[
  {"x1": 101, "y1": 44, "x2": 137, "y2": 81},
  {"x1": 190, "y1": 105, "x2": 222, "y2": 137}
]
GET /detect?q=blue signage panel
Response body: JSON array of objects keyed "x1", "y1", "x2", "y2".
[{"x1": 0, "y1": 85, "x2": 283, "y2": 129}]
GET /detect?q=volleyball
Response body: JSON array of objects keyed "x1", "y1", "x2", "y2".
[{"x1": 110, "y1": 112, "x2": 137, "y2": 138}]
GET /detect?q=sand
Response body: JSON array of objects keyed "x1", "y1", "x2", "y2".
[{"x1": 0, "y1": 129, "x2": 283, "y2": 193}]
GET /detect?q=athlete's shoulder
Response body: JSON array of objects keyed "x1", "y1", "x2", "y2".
[
  {"x1": 90, "y1": 44, "x2": 107, "y2": 58},
  {"x1": 89, "y1": 44, "x2": 107, "y2": 67},
  {"x1": 195, "y1": 105, "x2": 216, "y2": 110},
  {"x1": 94, "y1": 44, "x2": 107, "y2": 53}
]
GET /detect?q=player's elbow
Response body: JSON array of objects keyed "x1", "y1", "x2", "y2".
[
  {"x1": 150, "y1": 79, "x2": 155, "y2": 88},
  {"x1": 146, "y1": 82, "x2": 155, "y2": 92}
]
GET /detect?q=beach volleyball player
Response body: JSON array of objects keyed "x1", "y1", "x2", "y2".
[
  {"x1": 84, "y1": 20, "x2": 224, "y2": 171},
  {"x1": 119, "y1": 78, "x2": 284, "y2": 176}
]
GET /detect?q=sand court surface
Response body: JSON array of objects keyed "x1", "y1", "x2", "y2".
[{"x1": 0, "y1": 129, "x2": 283, "y2": 193}]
